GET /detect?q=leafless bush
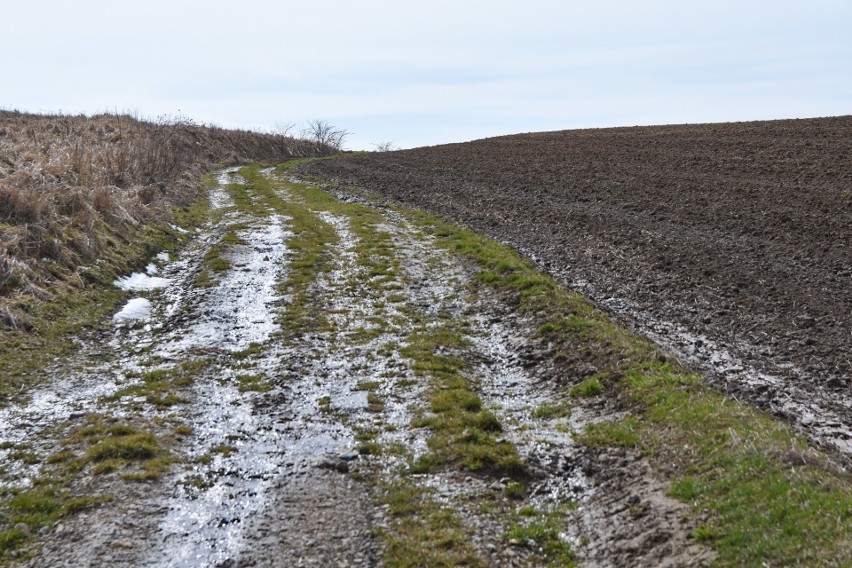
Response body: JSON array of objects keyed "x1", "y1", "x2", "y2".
[
  {"x1": 371, "y1": 141, "x2": 398, "y2": 152},
  {"x1": 302, "y1": 119, "x2": 349, "y2": 155},
  {"x1": 274, "y1": 121, "x2": 297, "y2": 137}
]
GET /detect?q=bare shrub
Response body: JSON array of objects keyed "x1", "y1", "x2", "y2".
[
  {"x1": 274, "y1": 121, "x2": 296, "y2": 137},
  {"x1": 372, "y1": 141, "x2": 398, "y2": 152},
  {"x1": 303, "y1": 119, "x2": 349, "y2": 155}
]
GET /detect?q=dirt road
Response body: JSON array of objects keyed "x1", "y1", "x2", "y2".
[{"x1": 1, "y1": 168, "x2": 712, "y2": 566}]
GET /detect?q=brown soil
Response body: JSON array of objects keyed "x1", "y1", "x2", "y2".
[{"x1": 298, "y1": 116, "x2": 852, "y2": 460}]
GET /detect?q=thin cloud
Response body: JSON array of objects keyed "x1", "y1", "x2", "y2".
[{"x1": 2, "y1": 1, "x2": 849, "y2": 149}]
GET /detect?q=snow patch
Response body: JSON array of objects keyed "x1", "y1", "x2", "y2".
[
  {"x1": 113, "y1": 272, "x2": 170, "y2": 291},
  {"x1": 113, "y1": 297, "x2": 152, "y2": 321}
]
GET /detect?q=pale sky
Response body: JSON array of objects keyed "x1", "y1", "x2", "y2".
[{"x1": 3, "y1": 1, "x2": 850, "y2": 149}]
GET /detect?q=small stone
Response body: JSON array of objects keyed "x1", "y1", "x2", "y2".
[
  {"x1": 13, "y1": 523, "x2": 29, "y2": 535},
  {"x1": 318, "y1": 458, "x2": 350, "y2": 473},
  {"x1": 112, "y1": 539, "x2": 135, "y2": 549}
]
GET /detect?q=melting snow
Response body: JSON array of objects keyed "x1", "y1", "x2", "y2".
[
  {"x1": 164, "y1": 216, "x2": 289, "y2": 353},
  {"x1": 113, "y1": 297, "x2": 153, "y2": 321},
  {"x1": 113, "y1": 272, "x2": 170, "y2": 291}
]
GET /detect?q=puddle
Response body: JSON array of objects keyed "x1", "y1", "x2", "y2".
[
  {"x1": 469, "y1": 310, "x2": 593, "y2": 505},
  {"x1": 151, "y1": 367, "x2": 287, "y2": 567}
]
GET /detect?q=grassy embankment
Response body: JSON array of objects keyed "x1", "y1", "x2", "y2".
[{"x1": 0, "y1": 111, "x2": 316, "y2": 400}]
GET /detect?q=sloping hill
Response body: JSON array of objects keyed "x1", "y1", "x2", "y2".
[{"x1": 299, "y1": 116, "x2": 852, "y2": 457}]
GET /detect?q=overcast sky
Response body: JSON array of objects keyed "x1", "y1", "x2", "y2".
[{"x1": 3, "y1": 1, "x2": 850, "y2": 149}]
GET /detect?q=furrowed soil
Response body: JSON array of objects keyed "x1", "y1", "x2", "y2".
[
  {"x1": 1, "y1": 167, "x2": 717, "y2": 567},
  {"x1": 299, "y1": 117, "x2": 852, "y2": 463}
]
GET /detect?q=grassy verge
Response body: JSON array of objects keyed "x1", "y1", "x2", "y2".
[
  {"x1": 0, "y1": 176, "x2": 215, "y2": 404},
  {"x1": 0, "y1": 175, "x2": 216, "y2": 563},
  {"x1": 403, "y1": 209, "x2": 852, "y2": 566}
]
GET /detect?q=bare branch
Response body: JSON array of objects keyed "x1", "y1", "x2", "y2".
[
  {"x1": 371, "y1": 141, "x2": 398, "y2": 152},
  {"x1": 304, "y1": 119, "x2": 349, "y2": 154}
]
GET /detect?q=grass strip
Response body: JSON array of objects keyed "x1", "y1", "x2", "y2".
[
  {"x1": 378, "y1": 482, "x2": 482, "y2": 567},
  {"x1": 403, "y1": 323, "x2": 525, "y2": 479},
  {"x1": 407, "y1": 209, "x2": 852, "y2": 567},
  {"x1": 235, "y1": 166, "x2": 339, "y2": 335}
]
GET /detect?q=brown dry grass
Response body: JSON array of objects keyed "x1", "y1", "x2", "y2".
[{"x1": 0, "y1": 110, "x2": 323, "y2": 327}]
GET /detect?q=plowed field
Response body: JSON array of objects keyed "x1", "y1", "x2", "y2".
[{"x1": 299, "y1": 116, "x2": 852, "y2": 459}]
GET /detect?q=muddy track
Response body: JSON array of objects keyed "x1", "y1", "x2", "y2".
[
  {"x1": 298, "y1": 117, "x2": 852, "y2": 463},
  {"x1": 0, "y1": 169, "x2": 714, "y2": 566}
]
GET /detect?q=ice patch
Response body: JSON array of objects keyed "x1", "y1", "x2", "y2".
[
  {"x1": 170, "y1": 224, "x2": 189, "y2": 234},
  {"x1": 165, "y1": 216, "x2": 289, "y2": 352},
  {"x1": 114, "y1": 272, "x2": 170, "y2": 291},
  {"x1": 113, "y1": 298, "x2": 152, "y2": 321}
]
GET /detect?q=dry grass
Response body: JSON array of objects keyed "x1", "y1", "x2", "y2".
[{"x1": 0, "y1": 110, "x2": 325, "y2": 327}]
